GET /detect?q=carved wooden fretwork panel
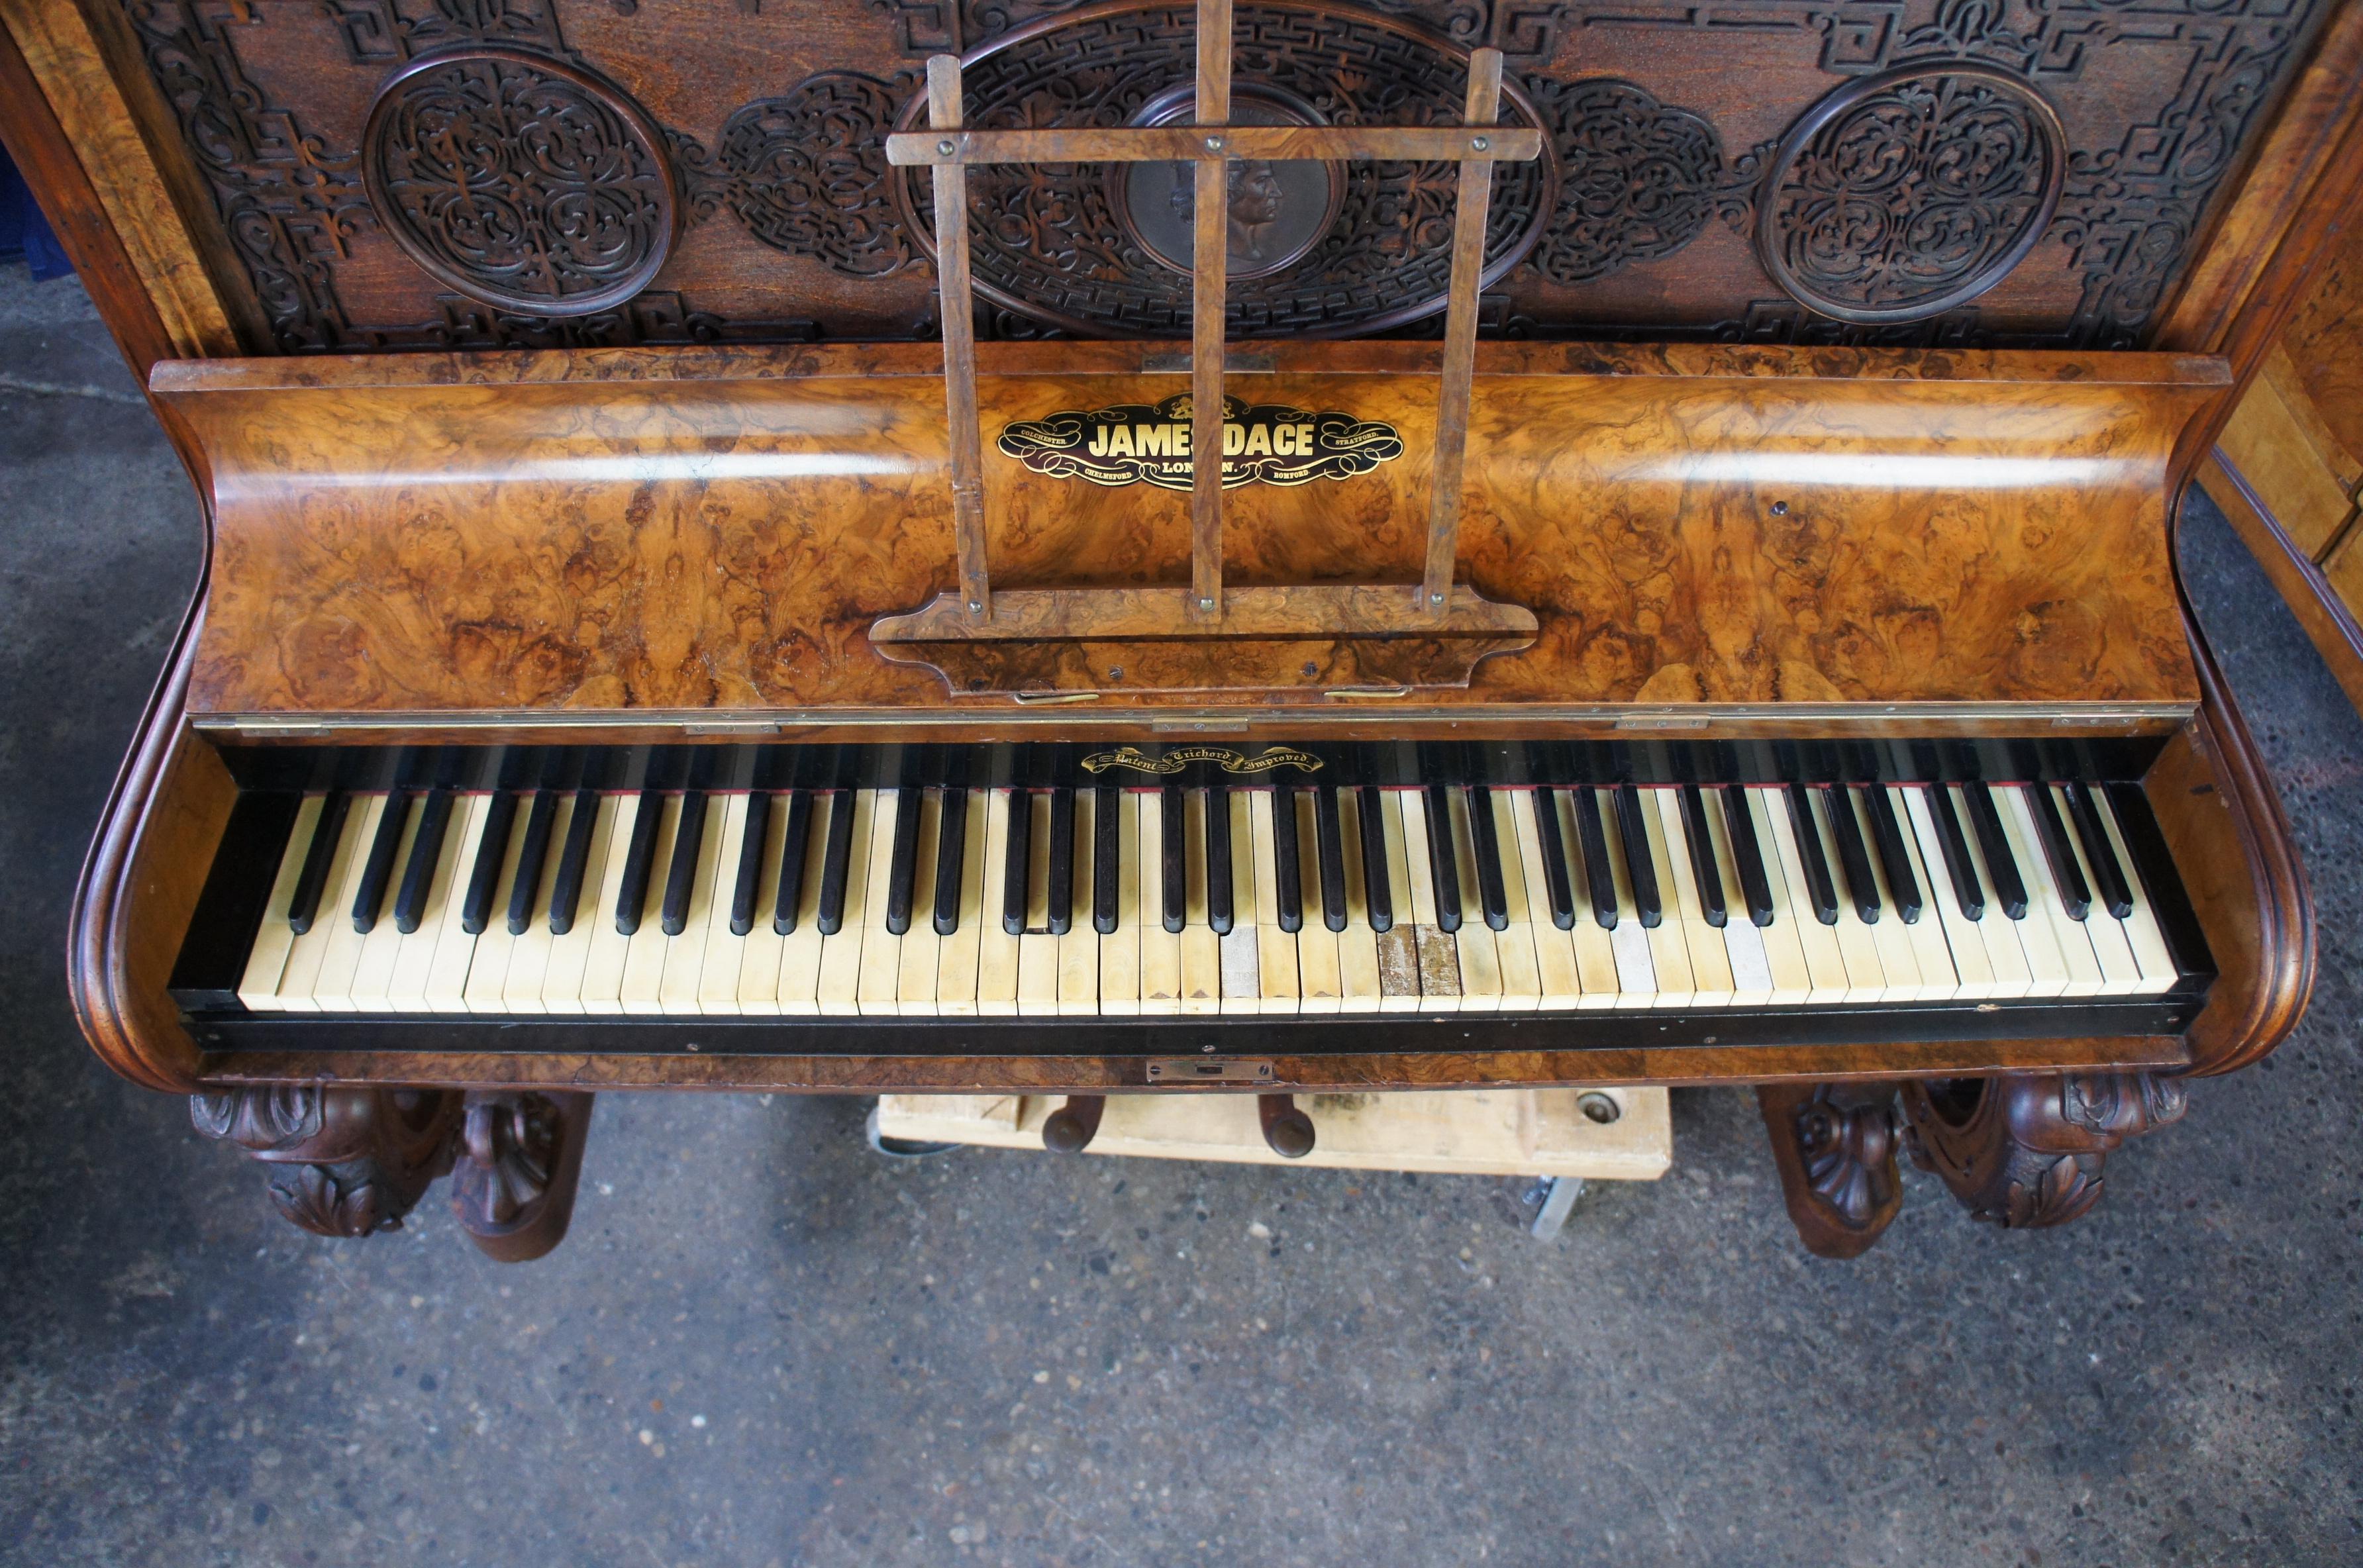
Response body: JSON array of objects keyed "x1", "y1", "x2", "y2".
[
  {"x1": 1755, "y1": 65, "x2": 2066, "y2": 326},
  {"x1": 117, "y1": 0, "x2": 2331, "y2": 351},
  {"x1": 891, "y1": 1, "x2": 1554, "y2": 338},
  {"x1": 362, "y1": 46, "x2": 679, "y2": 315}
]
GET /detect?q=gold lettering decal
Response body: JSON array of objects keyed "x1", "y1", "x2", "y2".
[
  {"x1": 1080, "y1": 745, "x2": 1323, "y2": 776},
  {"x1": 998, "y1": 395, "x2": 1403, "y2": 492}
]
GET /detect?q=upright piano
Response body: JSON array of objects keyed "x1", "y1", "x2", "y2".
[{"x1": 7, "y1": 0, "x2": 2356, "y2": 1259}]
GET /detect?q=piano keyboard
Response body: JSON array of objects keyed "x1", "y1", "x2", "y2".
[{"x1": 218, "y1": 778, "x2": 2193, "y2": 1020}]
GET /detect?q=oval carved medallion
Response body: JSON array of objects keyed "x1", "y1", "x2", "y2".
[
  {"x1": 893, "y1": 0, "x2": 1558, "y2": 339},
  {"x1": 1756, "y1": 64, "x2": 2065, "y2": 325},
  {"x1": 363, "y1": 46, "x2": 679, "y2": 316}
]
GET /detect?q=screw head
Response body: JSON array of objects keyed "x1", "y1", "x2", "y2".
[
  {"x1": 1198, "y1": 595, "x2": 1215, "y2": 611},
  {"x1": 1578, "y1": 1091, "x2": 1621, "y2": 1125},
  {"x1": 1471, "y1": 135, "x2": 1489, "y2": 152},
  {"x1": 1205, "y1": 135, "x2": 1224, "y2": 152},
  {"x1": 1430, "y1": 589, "x2": 1446, "y2": 606},
  {"x1": 936, "y1": 139, "x2": 956, "y2": 156},
  {"x1": 967, "y1": 598, "x2": 982, "y2": 612}
]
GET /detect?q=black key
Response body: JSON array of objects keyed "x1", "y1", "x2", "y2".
[
  {"x1": 1046, "y1": 787, "x2": 1076, "y2": 936},
  {"x1": 883, "y1": 787, "x2": 922, "y2": 938},
  {"x1": 1424, "y1": 784, "x2": 1462, "y2": 933},
  {"x1": 2027, "y1": 784, "x2": 2091, "y2": 920},
  {"x1": 1205, "y1": 787, "x2": 1234, "y2": 936},
  {"x1": 660, "y1": 791, "x2": 709, "y2": 937},
  {"x1": 1315, "y1": 786, "x2": 1348, "y2": 934},
  {"x1": 2065, "y1": 781, "x2": 2135, "y2": 919},
  {"x1": 287, "y1": 790, "x2": 349, "y2": 936},
  {"x1": 816, "y1": 790, "x2": 857, "y2": 936},
  {"x1": 548, "y1": 788, "x2": 599, "y2": 936},
  {"x1": 773, "y1": 790, "x2": 815, "y2": 935},
  {"x1": 1679, "y1": 784, "x2": 1726, "y2": 929},
  {"x1": 1784, "y1": 783, "x2": 1839, "y2": 926},
  {"x1": 1272, "y1": 782, "x2": 1303, "y2": 934},
  {"x1": 1825, "y1": 787, "x2": 1882, "y2": 924},
  {"x1": 1093, "y1": 783, "x2": 1119, "y2": 935},
  {"x1": 1356, "y1": 787, "x2": 1393, "y2": 934},
  {"x1": 730, "y1": 790, "x2": 772, "y2": 938},
  {"x1": 1721, "y1": 785, "x2": 1774, "y2": 928},
  {"x1": 614, "y1": 789, "x2": 666, "y2": 936},
  {"x1": 1613, "y1": 785, "x2": 1660, "y2": 929},
  {"x1": 1162, "y1": 785, "x2": 1187, "y2": 934},
  {"x1": 461, "y1": 789, "x2": 519, "y2": 936},
  {"x1": 351, "y1": 790, "x2": 412, "y2": 934},
  {"x1": 1964, "y1": 783, "x2": 2027, "y2": 920},
  {"x1": 933, "y1": 786, "x2": 968, "y2": 937},
  {"x1": 393, "y1": 787, "x2": 454, "y2": 935},
  {"x1": 1862, "y1": 786, "x2": 1921, "y2": 924},
  {"x1": 1002, "y1": 789, "x2": 1031, "y2": 937},
  {"x1": 507, "y1": 789, "x2": 559, "y2": 936},
  {"x1": 1574, "y1": 787, "x2": 1617, "y2": 930},
  {"x1": 1530, "y1": 788, "x2": 1576, "y2": 931},
  {"x1": 1927, "y1": 786, "x2": 1985, "y2": 922},
  {"x1": 1468, "y1": 787, "x2": 1509, "y2": 932}
]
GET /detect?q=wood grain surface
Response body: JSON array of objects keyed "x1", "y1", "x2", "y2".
[
  {"x1": 193, "y1": 1032, "x2": 2191, "y2": 1097},
  {"x1": 158, "y1": 341, "x2": 2221, "y2": 724}
]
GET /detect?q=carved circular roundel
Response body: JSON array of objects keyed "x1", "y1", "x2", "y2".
[
  {"x1": 893, "y1": 0, "x2": 1559, "y2": 339},
  {"x1": 363, "y1": 46, "x2": 679, "y2": 317},
  {"x1": 1756, "y1": 64, "x2": 2065, "y2": 326}
]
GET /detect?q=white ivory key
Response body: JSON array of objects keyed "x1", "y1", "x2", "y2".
[
  {"x1": 974, "y1": 789, "x2": 1019, "y2": 1016},
  {"x1": 935, "y1": 789, "x2": 988, "y2": 1016},
  {"x1": 544, "y1": 795, "x2": 620, "y2": 1015},
  {"x1": 238, "y1": 795, "x2": 325, "y2": 1011}
]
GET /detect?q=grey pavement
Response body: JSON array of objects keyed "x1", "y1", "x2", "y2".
[{"x1": 0, "y1": 260, "x2": 2358, "y2": 1568}]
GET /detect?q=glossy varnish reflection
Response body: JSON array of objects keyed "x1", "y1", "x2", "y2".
[{"x1": 158, "y1": 341, "x2": 2221, "y2": 724}]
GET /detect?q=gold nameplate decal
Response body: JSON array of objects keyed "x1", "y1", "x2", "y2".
[
  {"x1": 1080, "y1": 745, "x2": 1323, "y2": 775},
  {"x1": 998, "y1": 394, "x2": 1403, "y2": 491}
]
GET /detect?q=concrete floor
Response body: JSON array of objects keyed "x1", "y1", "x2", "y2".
[{"x1": 1, "y1": 260, "x2": 2360, "y2": 1568}]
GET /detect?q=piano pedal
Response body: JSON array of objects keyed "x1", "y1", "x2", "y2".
[
  {"x1": 1041, "y1": 1095, "x2": 1106, "y2": 1154},
  {"x1": 1256, "y1": 1093, "x2": 1316, "y2": 1159}
]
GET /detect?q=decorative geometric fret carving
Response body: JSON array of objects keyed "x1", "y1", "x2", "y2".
[
  {"x1": 891, "y1": 0, "x2": 1558, "y2": 338},
  {"x1": 362, "y1": 46, "x2": 679, "y2": 315},
  {"x1": 116, "y1": 0, "x2": 2334, "y2": 352},
  {"x1": 1756, "y1": 64, "x2": 2065, "y2": 325}
]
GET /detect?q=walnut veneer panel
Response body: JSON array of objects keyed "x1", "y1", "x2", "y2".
[
  {"x1": 2279, "y1": 218, "x2": 2363, "y2": 474},
  {"x1": 159, "y1": 341, "x2": 2219, "y2": 722}
]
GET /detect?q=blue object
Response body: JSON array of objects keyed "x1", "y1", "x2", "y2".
[{"x1": 0, "y1": 140, "x2": 75, "y2": 281}]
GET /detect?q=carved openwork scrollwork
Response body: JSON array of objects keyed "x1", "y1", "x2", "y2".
[
  {"x1": 892, "y1": 0, "x2": 1558, "y2": 338},
  {"x1": 1529, "y1": 78, "x2": 1723, "y2": 285},
  {"x1": 362, "y1": 44, "x2": 680, "y2": 315},
  {"x1": 691, "y1": 73, "x2": 915, "y2": 279},
  {"x1": 1755, "y1": 64, "x2": 2065, "y2": 326}
]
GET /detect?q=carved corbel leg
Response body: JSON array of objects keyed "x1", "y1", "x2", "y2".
[
  {"x1": 449, "y1": 1091, "x2": 595, "y2": 1263},
  {"x1": 1899, "y1": 1071, "x2": 2187, "y2": 1229},
  {"x1": 191, "y1": 1086, "x2": 462, "y2": 1238},
  {"x1": 1758, "y1": 1082, "x2": 1904, "y2": 1258}
]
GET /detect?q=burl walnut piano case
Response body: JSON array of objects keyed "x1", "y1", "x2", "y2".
[{"x1": 6, "y1": 0, "x2": 2357, "y2": 1259}]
